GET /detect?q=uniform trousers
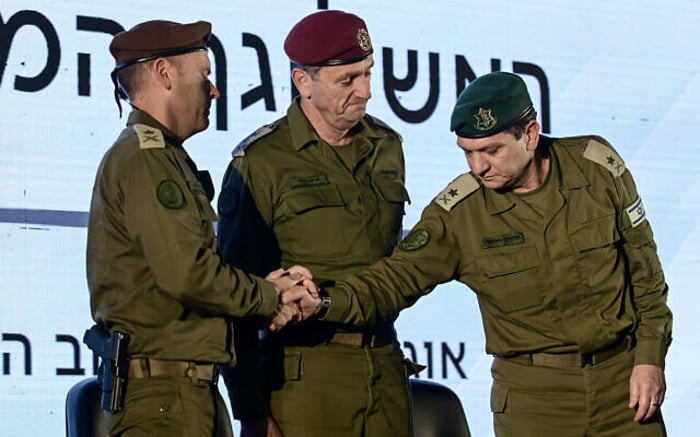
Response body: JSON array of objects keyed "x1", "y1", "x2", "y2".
[
  {"x1": 491, "y1": 347, "x2": 666, "y2": 437},
  {"x1": 269, "y1": 342, "x2": 412, "y2": 437},
  {"x1": 107, "y1": 376, "x2": 216, "y2": 436}
]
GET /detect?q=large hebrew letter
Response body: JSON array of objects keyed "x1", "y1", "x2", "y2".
[
  {"x1": 441, "y1": 342, "x2": 467, "y2": 379},
  {"x1": 513, "y1": 61, "x2": 551, "y2": 133},
  {"x1": 2, "y1": 333, "x2": 32, "y2": 375},
  {"x1": 241, "y1": 32, "x2": 275, "y2": 112},
  {"x1": 383, "y1": 47, "x2": 440, "y2": 124},
  {"x1": 56, "y1": 334, "x2": 85, "y2": 375},
  {"x1": 75, "y1": 15, "x2": 123, "y2": 96},
  {"x1": 208, "y1": 33, "x2": 228, "y2": 130},
  {"x1": 0, "y1": 10, "x2": 60, "y2": 91}
]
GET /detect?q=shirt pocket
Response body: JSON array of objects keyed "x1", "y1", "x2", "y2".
[
  {"x1": 569, "y1": 214, "x2": 619, "y2": 252},
  {"x1": 474, "y1": 245, "x2": 542, "y2": 312},
  {"x1": 569, "y1": 214, "x2": 621, "y2": 286},
  {"x1": 372, "y1": 176, "x2": 410, "y2": 246},
  {"x1": 284, "y1": 184, "x2": 346, "y2": 214},
  {"x1": 372, "y1": 175, "x2": 411, "y2": 205},
  {"x1": 278, "y1": 185, "x2": 348, "y2": 259}
]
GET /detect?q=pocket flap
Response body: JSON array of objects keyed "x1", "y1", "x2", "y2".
[{"x1": 284, "y1": 185, "x2": 345, "y2": 214}]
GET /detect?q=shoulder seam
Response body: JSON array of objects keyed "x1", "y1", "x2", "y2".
[{"x1": 232, "y1": 123, "x2": 279, "y2": 158}]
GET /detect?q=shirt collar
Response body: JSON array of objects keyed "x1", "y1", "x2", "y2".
[
  {"x1": 481, "y1": 136, "x2": 589, "y2": 215},
  {"x1": 126, "y1": 109, "x2": 183, "y2": 147}
]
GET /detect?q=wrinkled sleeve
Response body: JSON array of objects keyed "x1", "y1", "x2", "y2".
[
  {"x1": 218, "y1": 156, "x2": 279, "y2": 420},
  {"x1": 122, "y1": 147, "x2": 278, "y2": 317},
  {"x1": 324, "y1": 203, "x2": 461, "y2": 327},
  {"x1": 615, "y1": 167, "x2": 672, "y2": 368}
]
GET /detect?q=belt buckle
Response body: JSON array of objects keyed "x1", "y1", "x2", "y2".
[{"x1": 580, "y1": 353, "x2": 593, "y2": 367}]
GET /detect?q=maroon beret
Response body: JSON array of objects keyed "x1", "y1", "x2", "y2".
[
  {"x1": 284, "y1": 10, "x2": 373, "y2": 66},
  {"x1": 109, "y1": 20, "x2": 211, "y2": 69}
]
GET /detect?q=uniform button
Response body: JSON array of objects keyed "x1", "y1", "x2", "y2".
[{"x1": 159, "y1": 404, "x2": 170, "y2": 413}]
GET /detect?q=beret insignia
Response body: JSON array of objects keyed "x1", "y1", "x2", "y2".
[
  {"x1": 357, "y1": 28, "x2": 372, "y2": 52},
  {"x1": 474, "y1": 108, "x2": 497, "y2": 132}
]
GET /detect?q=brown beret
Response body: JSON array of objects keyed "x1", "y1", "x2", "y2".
[
  {"x1": 109, "y1": 20, "x2": 211, "y2": 69},
  {"x1": 284, "y1": 10, "x2": 373, "y2": 66}
]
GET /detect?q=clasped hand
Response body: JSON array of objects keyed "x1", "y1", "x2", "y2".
[{"x1": 265, "y1": 266, "x2": 321, "y2": 331}]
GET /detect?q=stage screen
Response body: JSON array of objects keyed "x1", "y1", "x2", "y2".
[{"x1": 1, "y1": 1, "x2": 697, "y2": 435}]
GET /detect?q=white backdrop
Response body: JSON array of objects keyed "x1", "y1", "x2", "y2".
[{"x1": 1, "y1": 1, "x2": 698, "y2": 435}]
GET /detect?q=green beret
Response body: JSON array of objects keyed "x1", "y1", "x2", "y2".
[
  {"x1": 450, "y1": 72, "x2": 533, "y2": 138},
  {"x1": 284, "y1": 10, "x2": 373, "y2": 66}
]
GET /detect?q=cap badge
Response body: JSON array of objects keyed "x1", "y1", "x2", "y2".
[
  {"x1": 474, "y1": 108, "x2": 497, "y2": 131},
  {"x1": 357, "y1": 28, "x2": 372, "y2": 52}
]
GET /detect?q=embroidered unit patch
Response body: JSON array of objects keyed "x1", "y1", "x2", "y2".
[
  {"x1": 157, "y1": 180, "x2": 185, "y2": 209},
  {"x1": 399, "y1": 229, "x2": 430, "y2": 251}
]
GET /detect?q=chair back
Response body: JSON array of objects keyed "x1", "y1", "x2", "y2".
[
  {"x1": 410, "y1": 378, "x2": 471, "y2": 437},
  {"x1": 65, "y1": 376, "x2": 233, "y2": 437}
]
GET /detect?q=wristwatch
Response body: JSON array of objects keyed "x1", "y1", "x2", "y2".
[{"x1": 316, "y1": 287, "x2": 331, "y2": 319}]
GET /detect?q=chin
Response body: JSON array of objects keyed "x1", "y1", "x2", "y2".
[{"x1": 480, "y1": 179, "x2": 507, "y2": 191}]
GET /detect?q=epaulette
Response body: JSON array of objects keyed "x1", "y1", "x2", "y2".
[
  {"x1": 232, "y1": 123, "x2": 278, "y2": 158},
  {"x1": 582, "y1": 137, "x2": 626, "y2": 177},
  {"x1": 433, "y1": 173, "x2": 480, "y2": 211},
  {"x1": 133, "y1": 124, "x2": 165, "y2": 149},
  {"x1": 365, "y1": 114, "x2": 403, "y2": 142}
]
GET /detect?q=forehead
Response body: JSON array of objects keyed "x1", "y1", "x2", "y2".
[
  {"x1": 177, "y1": 50, "x2": 211, "y2": 69},
  {"x1": 456, "y1": 131, "x2": 512, "y2": 150}
]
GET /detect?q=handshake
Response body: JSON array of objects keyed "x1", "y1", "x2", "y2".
[{"x1": 264, "y1": 265, "x2": 325, "y2": 331}]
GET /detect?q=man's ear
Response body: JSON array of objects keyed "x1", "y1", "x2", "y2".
[
  {"x1": 525, "y1": 120, "x2": 541, "y2": 151},
  {"x1": 291, "y1": 68, "x2": 312, "y2": 99},
  {"x1": 151, "y1": 58, "x2": 173, "y2": 90}
]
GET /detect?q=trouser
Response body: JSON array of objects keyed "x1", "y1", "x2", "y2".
[
  {"x1": 490, "y1": 347, "x2": 666, "y2": 437},
  {"x1": 106, "y1": 376, "x2": 217, "y2": 437},
  {"x1": 269, "y1": 342, "x2": 412, "y2": 437}
]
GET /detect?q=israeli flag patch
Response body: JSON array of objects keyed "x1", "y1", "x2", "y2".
[{"x1": 626, "y1": 196, "x2": 646, "y2": 228}]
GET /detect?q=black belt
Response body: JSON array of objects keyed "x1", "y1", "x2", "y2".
[{"x1": 499, "y1": 336, "x2": 633, "y2": 368}]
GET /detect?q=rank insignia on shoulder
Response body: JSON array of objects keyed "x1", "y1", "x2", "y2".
[
  {"x1": 232, "y1": 123, "x2": 278, "y2": 158},
  {"x1": 583, "y1": 139, "x2": 626, "y2": 177},
  {"x1": 434, "y1": 173, "x2": 480, "y2": 211},
  {"x1": 625, "y1": 196, "x2": 647, "y2": 228},
  {"x1": 133, "y1": 124, "x2": 166, "y2": 149},
  {"x1": 157, "y1": 179, "x2": 186, "y2": 209},
  {"x1": 398, "y1": 228, "x2": 430, "y2": 251}
]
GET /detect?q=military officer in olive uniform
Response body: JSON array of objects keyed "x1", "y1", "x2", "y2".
[
  {"x1": 87, "y1": 20, "x2": 311, "y2": 436},
  {"x1": 287, "y1": 72, "x2": 673, "y2": 436},
  {"x1": 217, "y1": 10, "x2": 414, "y2": 437}
]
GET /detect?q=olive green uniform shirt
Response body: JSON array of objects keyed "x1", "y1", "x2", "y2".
[
  {"x1": 325, "y1": 135, "x2": 672, "y2": 367},
  {"x1": 87, "y1": 110, "x2": 279, "y2": 365},
  {"x1": 217, "y1": 99, "x2": 409, "y2": 419}
]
